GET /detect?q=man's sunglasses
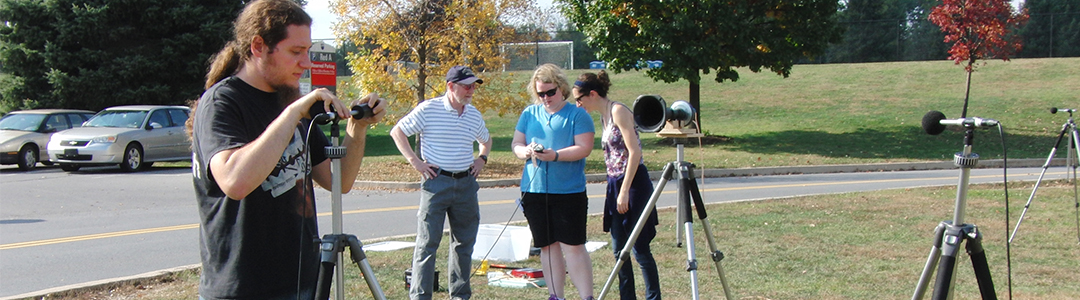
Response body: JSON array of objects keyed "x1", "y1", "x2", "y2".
[{"x1": 537, "y1": 87, "x2": 558, "y2": 98}]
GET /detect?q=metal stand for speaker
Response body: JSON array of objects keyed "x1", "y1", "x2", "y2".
[
  {"x1": 314, "y1": 121, "x2": 387, "y2": 300},
  {"x1": 912, "y1": 128, "x2": 997, "y2": 300},
  {"x1": 1009, "y1": 113, "x2": 1080, "y2": 244},
  {"x1": 597, "y1": 142, "x2": 734, "y2": 300}
]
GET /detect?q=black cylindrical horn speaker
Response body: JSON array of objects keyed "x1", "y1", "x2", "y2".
[{"x1": 633, "y1": 95, "x2": 667, "y2": 132}]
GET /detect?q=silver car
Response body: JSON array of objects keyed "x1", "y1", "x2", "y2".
[
  {"x1": 0, "y1": 109, "x2": 95, "y2": 170},
  {"x1": 48, "y1": 105, "x2": 191, "y2": 172}
]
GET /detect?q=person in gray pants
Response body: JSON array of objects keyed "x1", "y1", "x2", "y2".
[{"x1": 390, "y1": 65, "x2": 493, "y2": 300}]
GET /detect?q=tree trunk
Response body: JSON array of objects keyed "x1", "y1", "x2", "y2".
[
  {"x1": 689, "y1": 80, "x2": 701, "y2": 131},
  {"x1": 962, "y1": 60, "x2": 973, "y2": 118}
]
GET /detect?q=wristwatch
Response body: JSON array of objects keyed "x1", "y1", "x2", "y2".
[{"x1": 478, "y1": 154, "x2": 488, "y2": 163}]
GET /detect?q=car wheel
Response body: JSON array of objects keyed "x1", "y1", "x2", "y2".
[
  {"x1": 17, "y1": 145, "x2": 38, "y2": 171},
  {"x1": 60, "y1": 163, "x2": 81, "y2": 172},
  {"x1": 120, "y1": 143, "x2": 144, "y2": 172}
]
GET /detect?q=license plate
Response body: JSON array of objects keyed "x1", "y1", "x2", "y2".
[{"x1": 64, "y1": 149, "x2": 79, "y2": 157}]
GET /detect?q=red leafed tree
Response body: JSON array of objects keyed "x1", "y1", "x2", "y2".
[{"x1": 929, "y1": 0, "x2": 1028, "y2": 117}]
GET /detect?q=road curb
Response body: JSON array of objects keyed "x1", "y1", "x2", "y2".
[{"x1": 1, "y1": 264, "x2": 201, "y2": 300}]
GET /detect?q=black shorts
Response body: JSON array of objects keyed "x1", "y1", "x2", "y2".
[{"x1": 521, "y1": 191, "x2": 589, "y2": 247}]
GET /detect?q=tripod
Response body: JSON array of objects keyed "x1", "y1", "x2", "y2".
[
  {"x1": 314, "y1": 121, "x2": 387, "y2": 300},
  {"x1": 1009, "y1": 112, "x2": 1080, "y2": 244},
  {"x1": 597, "y1": 142, "x2": 734, "y2": 300},
  {"x1": 912, "y1": 128, "x2": 997, "y2": 300}
]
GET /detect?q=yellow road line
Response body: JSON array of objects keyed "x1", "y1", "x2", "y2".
[
  {"x1": 0, "y1": 224, "x2": 198, "y2": 250},
  {"x1": 0, "y1": 171, "x2": 1059, "y2": 250}
]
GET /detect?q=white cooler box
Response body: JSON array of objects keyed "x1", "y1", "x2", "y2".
[{"x1": 472, "y1": 224, "x2": 533, "y2": 262}]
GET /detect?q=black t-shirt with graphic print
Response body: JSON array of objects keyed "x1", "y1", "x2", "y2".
[{"x1": 192, "y1": 76, "x2": 329, "y2": 300}]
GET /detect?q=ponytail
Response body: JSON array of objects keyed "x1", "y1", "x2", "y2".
[{"x1": 205, "y1": 42, "x2": 242, "y2": 89}]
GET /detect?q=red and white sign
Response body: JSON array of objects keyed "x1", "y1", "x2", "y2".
[{"x1": 311, "y1": 61, "x2": 336, "y2": 87}]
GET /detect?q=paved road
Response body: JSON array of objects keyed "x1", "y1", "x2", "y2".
[{"x1": 0, "y1": 163, "x2": 1068, "y2": 298}]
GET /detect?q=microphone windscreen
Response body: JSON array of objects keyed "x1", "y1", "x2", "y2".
[
  {"x1": 1051, "y1": 107, "x2": 1059, "y2": 114},
  {"x1": 309, "y1": 101, "x2": 328, "y2": 119},
  {"x1": 922, "y1": 110, "x2": 947, "y2": 135}
]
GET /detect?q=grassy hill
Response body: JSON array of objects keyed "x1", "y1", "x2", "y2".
[{"x1": 356, "y1": 58, "x2": 1080, "y2": 181}]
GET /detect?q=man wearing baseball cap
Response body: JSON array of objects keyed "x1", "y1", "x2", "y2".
[
  {"x1": 391, "y1": 65, "x2": 492, "y2": 300},
  {"x1": 446, "y1": 65, "x2": 485, "y2": 85}
]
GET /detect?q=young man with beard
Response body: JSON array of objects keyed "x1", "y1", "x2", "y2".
[{"x1": 189, "y1": 1, "x2": 385, "y2": 299}]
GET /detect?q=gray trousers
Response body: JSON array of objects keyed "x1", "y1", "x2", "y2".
[{"x1": 409, "y1": 173, "x2": 480, "y2": 300}]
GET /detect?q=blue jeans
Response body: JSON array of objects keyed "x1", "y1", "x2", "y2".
[
  {"x1": 610, "y1": 203, "x2": 662, "y2": 300},
  {"x1": 410, "y1": 173, "x2": 480, "y2": 300}
]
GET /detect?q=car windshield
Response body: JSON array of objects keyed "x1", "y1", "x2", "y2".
[
  {"x1": 84, "y1": 110, "x2": 148, "y2": 128},
  {"x1": 0, "y1": 114, "x2": 46, "y2": 131}
]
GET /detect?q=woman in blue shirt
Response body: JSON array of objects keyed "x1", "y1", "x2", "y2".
[{"x1": 511, "y1": 63, "x2": 596, "y2": 300}]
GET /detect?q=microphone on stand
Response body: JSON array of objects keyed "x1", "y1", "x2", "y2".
[
  {"x1": 309, "y1": 101, "x2": 378, "y2": 125},
  {"x1": 1051, "y1": 107, "x2": 1076, "y2": 114},
  {"x1": 922, "y1": 110, "x2": 998, "y2": 135}
]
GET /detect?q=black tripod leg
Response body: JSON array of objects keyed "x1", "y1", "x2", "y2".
[
  {"x1": 314, "y1": 235, "x2": 388, "y2": 300},
  {"x1": 931, "y1": 224, "x2": 964, "y2": 300},
  {"x1": 316, "y1": 235, "x2": 342, "y2": 300},
  {"x1": 675, "y1": 163, "x2": 691, "y2": 248},
  {"x1": 675, "y1": 168, "x2": 703, "y2": 299},
  {"x1": 683, "y1": 166, "x2": 735, "y2": 300},
  {"x1": 963, "y1": 226, "x2": 998, "y2": 300}
]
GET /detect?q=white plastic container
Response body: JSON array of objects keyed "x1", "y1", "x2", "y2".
[{"x1": 472, "y1": 224, "x2": 533, "y2": 262}]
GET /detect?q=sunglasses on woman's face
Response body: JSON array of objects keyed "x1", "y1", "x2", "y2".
[{"x1": 537, "y1": 87, "x2": 558, "y2": 98}]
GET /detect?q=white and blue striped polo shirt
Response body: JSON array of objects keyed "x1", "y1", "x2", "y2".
[{"x1": 394, "y1": 95, "x2": 490, "y2": 172}]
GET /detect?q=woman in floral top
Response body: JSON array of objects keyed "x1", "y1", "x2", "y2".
[{"x1": 573, "y1": 70, "x2": 661, "y2": 300}]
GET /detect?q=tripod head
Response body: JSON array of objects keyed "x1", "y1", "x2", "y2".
[
  {"x1": 1051, "y1": 107, "x2": 1076, "y2": 116},
  {"x1": 1051, "y1": 107, "x2": 1078, "y2": 126}
]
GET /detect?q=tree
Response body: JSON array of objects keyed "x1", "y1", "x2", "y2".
[
  {"x1": 902, "y1": 0, "x2": 952, "y2": 61},
  {"x1": 929, "y1": 0, "x2": 1028, "y2": 117},
  {"x1": 552, "y1": 23, "x2": 598, "y2": 70},
  {"x1": 0, "y1": 0, "x2": 243, "y2": 113},
  {"x1": 332, "y1": 0, "x2": 536, "y2": 122},
  {"x1": 830, "y1": 0, "x2": 908, "y2": 63},
  {"x1": 1018, "y1": 0, "x2": 1080, "y2": 58},
  {"x1": 559, "y1": 0, "x2": 842, "y2": 128}
]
